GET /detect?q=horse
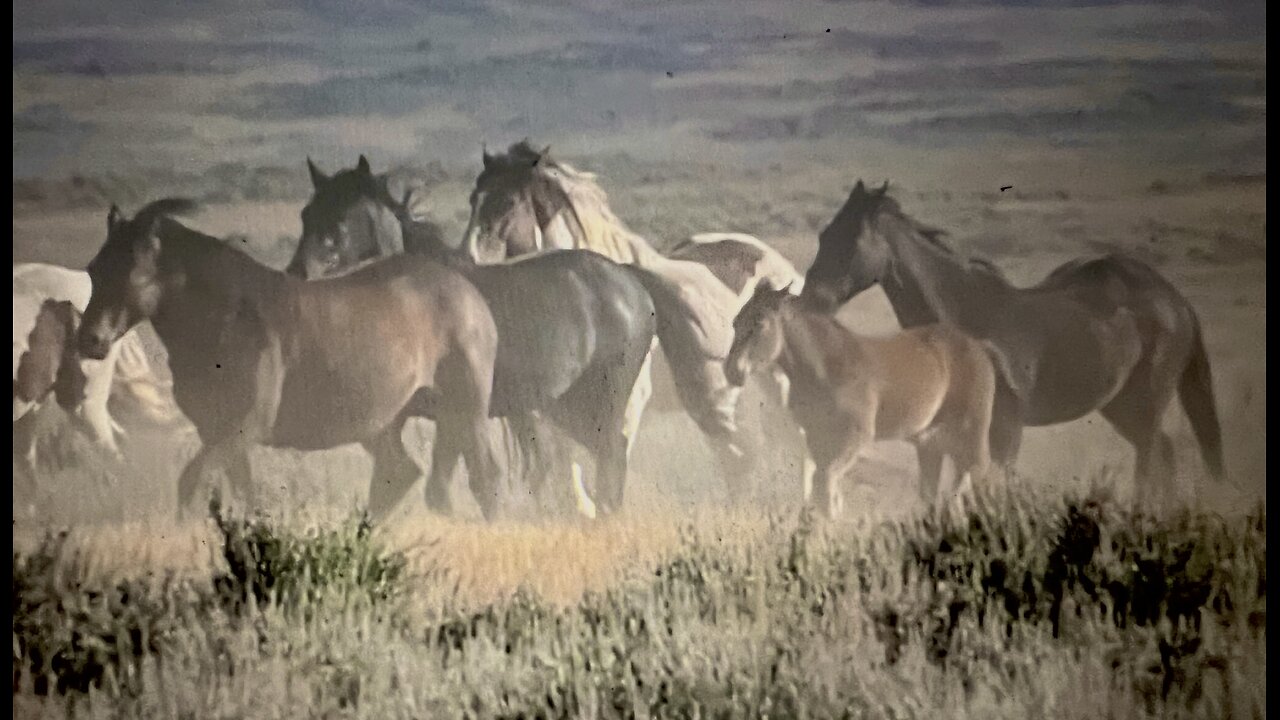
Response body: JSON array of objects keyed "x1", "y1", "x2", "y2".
[
  {"x1": 76, "y1": 199, "x2": 505, "y2": 521},
  {"x1": 800, "y1": 180, "x2": 1227, "y2": 506},
  {"x1": 726, "y1": 281, "x2": 997, "y2": 519},
  {"x1": 286, "y1": 157, "x2": 689, "y2": 517},
  {"x1": 14, "y1": 262, "x2": 183, "y2": 474},
  {"x1": 458, "y1": 140, "x2": 812, "y2": 498}
]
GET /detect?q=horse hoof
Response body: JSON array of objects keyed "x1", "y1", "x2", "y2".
[{"x1": 424, "y1": 495, "x2": 452, "y2": 517}]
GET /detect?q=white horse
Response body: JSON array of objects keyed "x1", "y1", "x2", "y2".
[{"x1": 13, "y1": 262, "x2": 184, "y2": 473}]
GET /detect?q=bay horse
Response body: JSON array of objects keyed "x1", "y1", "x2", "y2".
[
  {"x1": 14, "y1": 262, "x2": 183, "y2": 474},
  {"x1": 726, "y1": 282, "x2": 997, "y2": 518},
  {"x1": 286, "y1": 157, "x2": 679, "y2": 516},
  {"x1": 801, "y1": 181, "x2": 1227, "y2": 505},
  {"x1": 458, "y1": 141, "x2": 811, "y2": 498},
  {"x1": 76, "y1": 199, "x2": 504, "y2": 521}
]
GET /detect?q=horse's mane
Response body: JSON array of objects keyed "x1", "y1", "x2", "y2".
[
  {"x1": 873, "y1": 195, "x2": 1009, "y2": 283},
  {"x1": 492, "y1": 141, "x2": 663, "y2": 267},
  {"x1": 131, "y1": 198, "x2": 199, "y2": 228}
]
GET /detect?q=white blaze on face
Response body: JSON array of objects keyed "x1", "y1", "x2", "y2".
[{"x1": 463, "y1": 190, "x2": 487, "y2": 259}]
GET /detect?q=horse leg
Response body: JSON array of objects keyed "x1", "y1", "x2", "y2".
[
  {"x1": 79, "y1": 350, "x2": 122, "y2": 458},
  {"x1": 178, "y1": 337, "x2": 283, "y2": 521},
  {"x1": 458, "y1": 414, "x2": 503, "y2": 522},
  {"x1": 594, "y1": 430, "x2": 630, "y2": 515},
  {"x1": 14, "y1": 410, "x2": 40, "y2": 502},
  {"x1": 223, "y1": 448, "x2": 254, "y2": 514},
  {"x1": 988, "y1": 390, "x2": 1025, "y2": 479},
  {"x1": 696, "y1": 380, "x2": 758, "y2": 502},
  {"x1": 1100, "y1": 374, "x2": 1178, "y2": 511},
  {"x1": 621, "y1": 345, "x2": 656, "y2": 460},
  {"x1": 806, "y1": 429, "x2": 862, "y2": 520},
  {"x1": 177, "y1": 441, "x2": 252, "y2": 520},
  {"x1": 762, "y1": 366, "x2": 815, "y2": 501},
  {"x1": 424, "y1": 421, "x2": 461, "y2": 516},
  {"x1": 362, "y1": 419, "x2": 422, "y2": 521},
  {"x1": 916, "y1": 445, "x2": 945, "y2": 505},
  {"x1": 801, "y1": 450, "x2": 816, "y2": 504}
]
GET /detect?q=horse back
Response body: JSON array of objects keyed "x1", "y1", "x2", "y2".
[{"x1": 467, "y1": 250, "x2": 655, "y2": 409}]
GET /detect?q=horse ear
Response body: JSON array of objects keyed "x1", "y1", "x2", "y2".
[
  {"x1": 877, "y1": 181, "x2": 890, "y2": 197},
  {"x1": 307, "y1": 157, "x2": 328, "y2": 189},
  {"x1": 139, "y1": 213, "x2": 165, "y2": 254},
  {"x1": 394, "y1": 186, "x2": 419, "y2": 220},
  {"x1": 107, "y1": 204, "x2": 123, "y2": 231},
  {"x1": 482, "y1": 143, "x2": 494, "y2": 169},
  {"x1": 853, "y1": 179, "x2": 866, "y2": 194},
  {"x1": 779, "y1": 282, "x2": 794, "y2": 296},
  {"x1": 357, "y1": 154, "x2": 372, "y2": 176}
]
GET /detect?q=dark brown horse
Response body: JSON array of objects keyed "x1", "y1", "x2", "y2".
[
  {"x1": 77, "y1": 199, "x2": 504, "y2": 520},
  {"x1": 286, "y1": 159, "x2": 669, "y2": 517},
  {"x1": 801, "y1": 181, "x2": 1227, "y2": 505}
]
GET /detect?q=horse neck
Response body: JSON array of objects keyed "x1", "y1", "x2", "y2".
[
  {"x1": 152, "y1": 222, "x2": 284, "y2": 338},
  {"x1": 401, "y1": 216, "x2": 470, "y2": 269},
  {"x1": 880, "y1": 216, "x2": 1011, "y2": 331},
  {"x1": 775, "y1": 302, "x2": 855, "y2": 394}
]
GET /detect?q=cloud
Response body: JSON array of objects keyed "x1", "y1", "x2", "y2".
[
  {"x1": 13, "y1": 37, "x2": 317, "y2": 76},
  {"x1": 12, "y1": 104, "x2": 96, "y2": 177},
  {"x1": 823, "y1": 30, "x2": 1002, "y2": 60}
]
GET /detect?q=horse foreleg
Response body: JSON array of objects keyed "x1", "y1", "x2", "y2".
[
  {"x1": 769, "y1": 367, "x2": 791, "y2": 409},
  {"x1": 80, "y1": 346, "x2": 124, "y2": 457},
  {"x1": 177, "y1": 442, "x2": 251, "y2": 520},
  {"x1": 178, "y1": 337, "x2": 283, "y2": 521}
]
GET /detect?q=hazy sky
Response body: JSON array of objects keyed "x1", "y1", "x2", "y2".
[{"x1": 13, "y1": 0, "x2": 1266, "y2": 191}]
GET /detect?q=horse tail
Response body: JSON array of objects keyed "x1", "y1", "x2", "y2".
[
  {"x1": 1178, "y1": 318, "x2": 1227, "y2": 482},
  {"x1": 497, "y1": 413, "x2": 557, "y2": 496},
  {"x1": 978, "y1": 340, "x2": 1025, "y2": 469},
  {"x1": 621, "y1": 265, "x2": 733, "y2": 439}
]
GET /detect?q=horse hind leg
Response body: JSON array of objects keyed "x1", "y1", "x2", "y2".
[
  {"x1": 458, "y1": 415, "x2": 504, "y2": 521},
  {"x1": 988, "y1": 387, "x2": 1025, "y2": 478},
  {"x1": 362, "y1": 420, "x2": 422, "y2": 522},
  {"x1": 422, "y1": 419, "x2": 461, "y2": 517},
  {"x1": 1100, "y1": 372, "x2": 1179, "y2": 511}
]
